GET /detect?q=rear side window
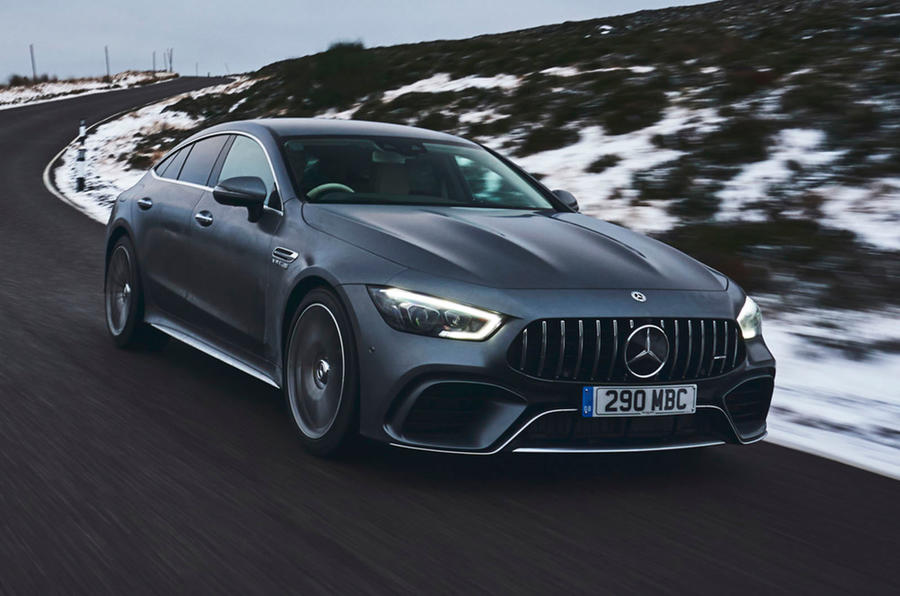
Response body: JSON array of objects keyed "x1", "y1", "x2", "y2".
[
  {"x1": 178, "y1": 136, "x2": 229, "y2": 186},
  {"x1": 156, "y1": 147, "x2": 189, "y2": 179}
]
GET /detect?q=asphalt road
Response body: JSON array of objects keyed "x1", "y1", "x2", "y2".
[{"x1": 0, "y1": 78, "x2": 897, "y2": 595}]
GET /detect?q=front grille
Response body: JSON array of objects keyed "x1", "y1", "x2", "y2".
[
  {"x1": 515, "y1": 410, "x2": 732, "y2": 448},
  {"x1": 507, "y1": 318, "x2": 745, "y2": 382},
  {"x1": 724, "y1": 377, "x2": 773, "y2": 437}
]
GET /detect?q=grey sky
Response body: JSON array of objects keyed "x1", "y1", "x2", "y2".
[{"x1": 2, "y1": 0, "x2": 704, "y2": 81}]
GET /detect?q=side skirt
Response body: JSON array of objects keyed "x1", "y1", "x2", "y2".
[{"x1": 150, "y1": 322, "x2": 281, "y2": 389}]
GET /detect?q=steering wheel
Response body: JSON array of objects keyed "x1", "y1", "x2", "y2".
[{"x1": 307, "y1": 183, "x2": 355, "y2": 200}]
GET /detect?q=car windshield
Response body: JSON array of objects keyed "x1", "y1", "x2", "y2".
[{"x1": 281, "y1": 137, "x2": 555, "y2": 210}]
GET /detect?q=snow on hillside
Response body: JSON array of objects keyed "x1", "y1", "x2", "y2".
[
  {"x1": 0, "y1": 71, "x2": 178, "y2": 110},
  {"x1": 382, "y1": 73, "x2": 521, "y2": 102},
  {"x1": 760, "y1": 304, "x2": 900, "y2": 479},
  {"x1": 507, "y1": 102, "x2": 724, "y2": 233}
]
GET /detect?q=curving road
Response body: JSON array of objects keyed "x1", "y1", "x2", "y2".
[{"x1": 0, "y1": 79, "x2": 897, "y2": 594}]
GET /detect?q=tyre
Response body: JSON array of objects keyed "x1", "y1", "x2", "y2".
[
  {"x1": 284, "y1": 288, "x2": 359, "y2": 456},
  {"x1": 104, "y1": 236, "x2": 168, "y2": 350}
]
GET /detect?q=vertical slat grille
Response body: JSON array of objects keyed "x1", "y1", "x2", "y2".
[{"x1": 508, "y1": 318, "x2": 746, "y2": 382}]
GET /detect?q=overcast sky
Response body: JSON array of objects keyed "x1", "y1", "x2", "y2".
[{"x1": 1, "y1": 0, "x2": 704, "y2": 81}]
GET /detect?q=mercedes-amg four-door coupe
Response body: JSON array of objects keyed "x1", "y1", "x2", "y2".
[{"x1": 105, "y1": 118, "x2": 775, "y2": 456}]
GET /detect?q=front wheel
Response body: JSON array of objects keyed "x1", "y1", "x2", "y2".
[{"x1": 284, "y1": 289, "x2": 359, "y2": 456}]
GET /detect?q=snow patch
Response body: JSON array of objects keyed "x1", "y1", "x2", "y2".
[
  {"x1": 540, "y1": 66, "x2": 582, "y2": 78},
  {"x1": 318, "y1": 105, "x2": 362, "y2": 120},
  {"x1": 540, "y1": 65, "x2": 657, "y2": 78},
  {"x1": 458, "y1": 108, "x2": 506, "y2": 125},
  {"x1": 228, "y1": 97, "x2": 248, "y2": 113},
  {"x1": 493, "y1": 102, "x2": 725, "y2": 233},
  {"x1": 714, "y1": 129, "x2": 899, "y2": 250},
  {"x1": 817, "y1": 180, "x2": 900, "y2": 250},
  {"x1": 382, "y1": 73, "x2": 520, "y2": 102},
  {"x1": 717, "y1": 129, "x2": 843, "y2": 220},
  {"x1": 762, "y1": 306, "x2": 900, "y2": 480}
]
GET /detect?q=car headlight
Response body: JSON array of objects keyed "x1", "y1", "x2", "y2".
[
  {"x1": 737, "y1": 296, "x2": 763, "y2": 340},
  {"x1": 368, "y1": 287, "x2": 504, "y2": 341}
]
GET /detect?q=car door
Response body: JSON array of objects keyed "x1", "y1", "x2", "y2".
[
  {"x1": 185, "y1": 134, "x2": 282, "y2": 361},
  {"x1": 135, "y1": 143, "x2": 204, "y2": 320}
]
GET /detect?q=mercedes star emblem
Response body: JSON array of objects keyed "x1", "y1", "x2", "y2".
[
  {"x1": 624, "y1": 324, "x2": 669, "y2": 378},
  {"x1": 631, "y1": 291, "x2": 647, "y2": 303}
]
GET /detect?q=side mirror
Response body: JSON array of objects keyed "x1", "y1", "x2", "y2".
[
  {"x1": 552, "y1": 189, "x2": 579, "y2": 212},
  {"x1": 213, "y1": 176, "x2": 267, "y2": 221}
]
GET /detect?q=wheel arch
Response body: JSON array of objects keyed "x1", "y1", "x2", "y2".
[
  {"x1": 280, "y1": 273, "x2": 345, "y2": 357},
  {"x1": 104, "y1": 222, "x2": 135, "y2": 274}
]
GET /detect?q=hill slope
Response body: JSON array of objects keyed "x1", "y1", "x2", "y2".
[{"x1": 135, "y1": 0, "x2": 900, "y2": 310}]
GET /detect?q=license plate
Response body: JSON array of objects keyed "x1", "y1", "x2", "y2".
[{"x1": 582, "y1": 385, "x2": 697, "y2": 417}]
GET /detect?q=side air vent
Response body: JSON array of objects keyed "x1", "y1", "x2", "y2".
[
  {"x1": 272, "y1": 247, "x2": 299, "y2": 263},
  {"x1": 724, "y1": 377, "x2": 774, "y2": 438},
  {"x1": 508, "y1": 318, "x2": 745, "y2": 382}
]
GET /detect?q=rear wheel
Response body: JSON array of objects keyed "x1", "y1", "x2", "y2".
[
  {"x1": 104, "y1": 237, "x2": 167, "y2": 350},
  {"x1": 284, "y1": 288, "x2": 359, "y2": 456}
]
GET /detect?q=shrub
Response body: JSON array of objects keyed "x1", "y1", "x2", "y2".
[
  {"x1": 717, "y1": 67, "x2": 779, "y2": 101},
  {"x1": 697, "y1": 117, "x2": 774, "y2": 165},
  {"x1": 598, "y1": 85, "x2": 667, "y2": 135},
  {"x1": 515, "y1": 126, "x2": 580, "y2": 156},
  {"x1": 587, "y1": 154, "x2": 621, "y2": 173},
  {"x1": 415, "y1": 112, "x2": 459, "y2": 132},
  {"x1": 6, "y1": 73, "x2": 56, "y2": 86},
  {"x1": 781, "y1": 80, "x2": 851, "y2": 115},
  {"x1": 658, "y1": 219, "x2": 900, "y2": 311}
]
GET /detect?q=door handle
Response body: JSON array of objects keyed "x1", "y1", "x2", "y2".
[
  {"x1": 137, "y1": 197, "x2": 153, "y2": 210},
  {"x1": 194, "y1": 211, "x2": 214, "y2": 227}
]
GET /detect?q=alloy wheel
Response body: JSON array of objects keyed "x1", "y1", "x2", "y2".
[{"x1": 287, "y1": 303, "x2": 346, "y2": 439}]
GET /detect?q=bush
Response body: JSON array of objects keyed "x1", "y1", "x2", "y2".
[
  {"x1": 516, "y1": 127, "x2": 580, "y2": 156},
  {"x1": 657, "y1": 219, "x2": 900, "y2": 310},
  {"x1": 587, "y1": 154, "x2": 621, "y2": 173},
  {"x1": 717, "y1": 67, "x2": 778, "y2": 101},
  {"x1": 415, "y1": 112, "x2": 459, "y2": 132},
  {"x1": 781, "y1": 80, "x2": 851, "y2": 115},
  {"x1": 697, "y1": 117, "x2": 774, "y2": 165},
  {"x1": 6, "y1": 73, "x2": 56, "y2": 87},
  {"x1": 598, "y1": 85, "x2": 667, "y2": 135}
]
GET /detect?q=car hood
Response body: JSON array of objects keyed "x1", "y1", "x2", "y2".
[{"x1": 303, "y1": 204, "x2": 725, "y2": 291}]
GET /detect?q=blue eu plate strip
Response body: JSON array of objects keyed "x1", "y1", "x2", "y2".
[{"x1": 582, "y1": 386, "x2": 593, "y2": 417}]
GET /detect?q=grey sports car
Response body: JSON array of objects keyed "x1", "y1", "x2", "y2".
[{"x1": 104, "y1": 118, "x2": 775, "y2": 456}]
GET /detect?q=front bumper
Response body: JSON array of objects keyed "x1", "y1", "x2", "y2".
[{"x1": 341, "y1": 283, "x2": 776, "y2": 455}]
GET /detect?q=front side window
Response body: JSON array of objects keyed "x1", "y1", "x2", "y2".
[
  {"x1": 178, "y1": 135, "x2": 228, "y2": 186},
  {"x1": 281, "y1": 137, "x2": 554, "y2": 210},
  {"x1": 216, "y1": 135, "x2": 277, "y2": 207}
]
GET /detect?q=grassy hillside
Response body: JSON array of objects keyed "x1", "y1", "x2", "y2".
[{"x1": 124, "y1": 0, "x2": 898, "y2": 335}]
